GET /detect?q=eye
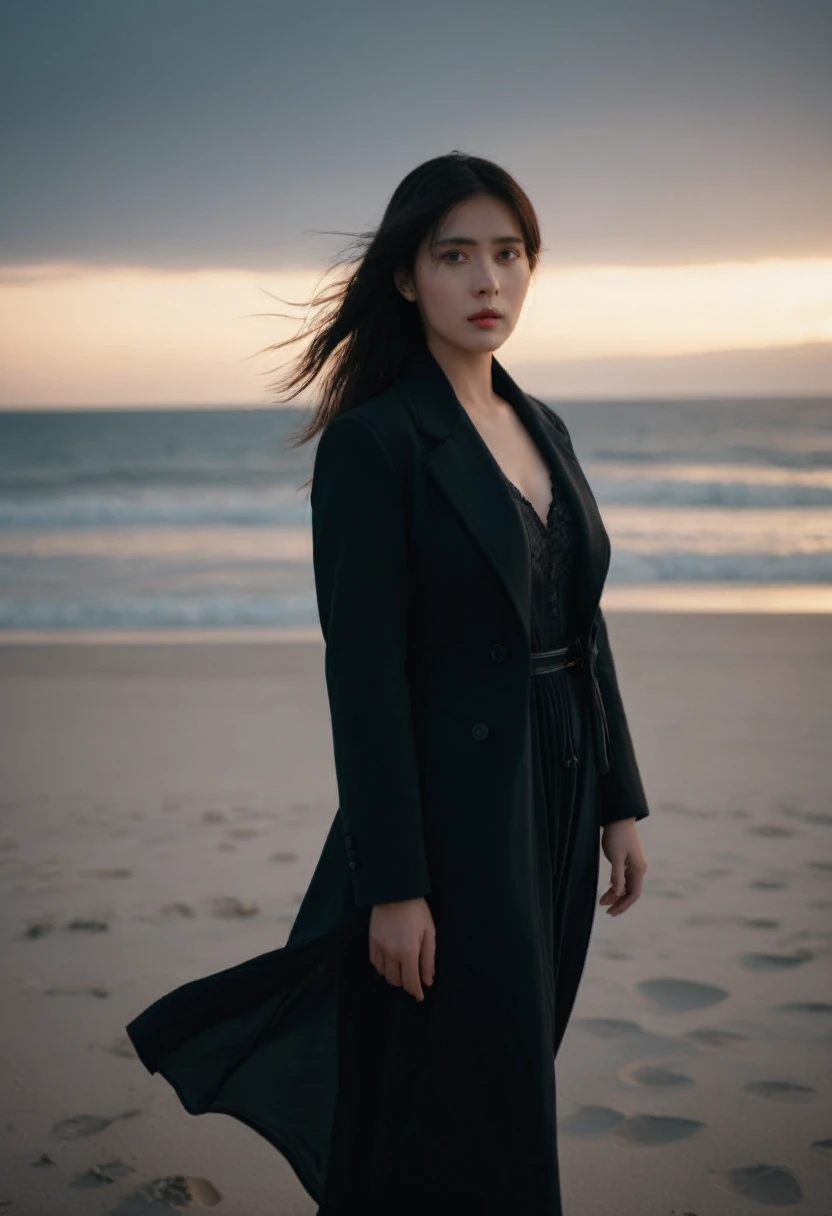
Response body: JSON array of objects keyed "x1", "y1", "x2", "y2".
[
  {"x1": 499, "y1": 248, "x2": 521, "y2": 260},
  {"x1": 442, "y1": 250, "x2": 464, "y2": 262}
]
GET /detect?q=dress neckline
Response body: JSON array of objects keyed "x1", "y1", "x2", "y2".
[
  {"x1": 458, "y1": 392, "x2": 556, "y2": 533},
  {"x1": 497, "y1": 463, "x2": 555, "y2": 533}
]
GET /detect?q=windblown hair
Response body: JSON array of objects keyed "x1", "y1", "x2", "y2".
[{"x1": 255, "y1": 150, "x2": 543, "y2": 470}]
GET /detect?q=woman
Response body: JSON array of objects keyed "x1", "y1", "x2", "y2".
[{"x1": 125, "y1": 151, "x2": 650, "y2": 1215}]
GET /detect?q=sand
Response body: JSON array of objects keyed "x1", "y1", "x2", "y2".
[{"x1": 0, "y1": 612, "x2": 830, "y2": 1215}]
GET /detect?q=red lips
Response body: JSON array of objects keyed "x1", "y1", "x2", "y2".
[{"x1": 468, "y1": 308, "x2": 502, "y2": 320}]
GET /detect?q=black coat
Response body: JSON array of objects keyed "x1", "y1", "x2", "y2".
[
  {"x1": 310, "y1": 344, "x2": 650, "y2": 912},
  {"x1": 124, "y1": 344, "x2": 651, "y2": 1213}
]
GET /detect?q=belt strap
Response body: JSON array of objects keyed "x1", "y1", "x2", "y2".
[{"x1": 529, "y1": 638, "x2": 584, "y2": 675}]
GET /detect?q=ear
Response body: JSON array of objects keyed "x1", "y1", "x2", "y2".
[{"x1": 393, "y1": 265, "x2": 417, "y2": 303}]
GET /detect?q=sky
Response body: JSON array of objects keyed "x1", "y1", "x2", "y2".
[{"x1": 1, "y1": 0, "x2": 830, "y2": 406}]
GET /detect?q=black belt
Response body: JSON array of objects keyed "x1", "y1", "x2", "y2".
[
  {"x1": 527, "y1": 623, "x2": 613, "y2": 776},
  {"x1": 528, "y1": 637, "x2": 585, "y2": 767},
  {"x1": 529, "y1": 637, "x2": 584, "y2": 676}
]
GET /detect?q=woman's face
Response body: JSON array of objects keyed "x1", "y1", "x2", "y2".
[{"x1": 395, "y1": 193, "x2": 532, "y2": 356}]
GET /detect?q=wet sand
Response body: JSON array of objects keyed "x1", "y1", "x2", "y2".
[{"x1": 0, "y1": 612, "x2": 830, "y2": 1215}]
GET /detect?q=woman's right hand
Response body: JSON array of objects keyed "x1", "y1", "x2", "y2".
[{"x1": 369, "y1": 897, "x2": 436, "y2": 1002}]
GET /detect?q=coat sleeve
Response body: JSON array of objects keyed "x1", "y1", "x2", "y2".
[
  {"x1": 535, "y1": 398, "x2": 651, "y2": 827},
  {"x1": 310, "y1": 412, "x2": 433, "y2": 907},
  {"x1": 591, "y1": 605, "x2": 651, "y2": 826}
]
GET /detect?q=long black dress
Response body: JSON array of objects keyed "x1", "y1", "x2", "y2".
[{"x1": 125, "y1": 450, "x2": 602, "y2": 1216}]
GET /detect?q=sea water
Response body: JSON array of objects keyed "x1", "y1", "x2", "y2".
[{"x1": 1, "y1": 397, "x2": 830, "y2": 633}]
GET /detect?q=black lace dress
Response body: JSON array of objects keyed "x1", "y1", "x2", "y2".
[{"x1": 495, "y1": 463, "x2": 601, "y2": 1058}]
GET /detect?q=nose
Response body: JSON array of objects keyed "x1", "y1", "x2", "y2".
[{"x1": 472, "y1": 255, "x2": 500, "y2": 296}]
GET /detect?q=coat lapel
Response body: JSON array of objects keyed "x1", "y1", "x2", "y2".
[{"x1": 396, "y1": 346, "x2": 610, "y2": 649}]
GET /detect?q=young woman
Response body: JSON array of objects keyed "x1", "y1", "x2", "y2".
[{"x1": 126, "y1": 151, "x2": 650, "y2": 1215}]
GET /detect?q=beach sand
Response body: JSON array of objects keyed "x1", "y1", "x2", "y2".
[{"x1": 1, "y1": 612, "x2": 830, "y2": 1215}]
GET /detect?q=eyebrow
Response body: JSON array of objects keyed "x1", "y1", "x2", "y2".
[{"x1": 433, "y1": 234, "x2": 524, "y2": 246}]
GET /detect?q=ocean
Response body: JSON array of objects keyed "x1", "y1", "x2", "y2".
[{"x1": 1, "y1": 397, "x2": 830, "y2": 634}]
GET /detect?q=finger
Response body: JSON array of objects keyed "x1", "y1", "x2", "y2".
[
  {"x1": 611, "y1": 857, "x2": 626, "y2": 897},
  {"x1": 607, "y1": 892, "x2": 640, "y2": 915},
  {"x1": 383, "y1": 957, "x2": 403, "y2": 988},
  {"x1": 607, "y1": 878, "x2": 645, "y2": 915},
  {"x1": 401, "y1": 951, "x2": 425, "y2": 1002},
  {"x1": 627, "y1": 869, "x2": 645, "y2": 902}
]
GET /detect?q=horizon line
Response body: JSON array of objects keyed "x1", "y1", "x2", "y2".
[{"x1": 2, "y1": 389, "x2": 831, "y2": 412}]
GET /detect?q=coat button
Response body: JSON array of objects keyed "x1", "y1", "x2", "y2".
[
  {"x1": 490, "y1": 644, "x2": 508, "y2": 663},
  {"x1": 348, "y1": 859, "x2": 358, "y2": 870},
  {"x1": 471, "y1": 722, "x2": 489, "y2": 741}
]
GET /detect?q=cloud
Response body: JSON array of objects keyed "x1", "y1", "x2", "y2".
[{"x1": 1, "y1": 1, "x2": 830, "y2": 267}]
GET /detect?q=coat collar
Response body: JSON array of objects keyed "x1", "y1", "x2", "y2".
[{"x1": 394, "y1": 344, "x2": 610, "y2": 650}]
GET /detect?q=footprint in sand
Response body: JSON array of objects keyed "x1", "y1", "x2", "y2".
[
  {"x1": 45, "y1": 985, "x2": 109, "y2": 999},
  {"x1": 269, "y1": 851, "x2": 298, "y2": 864},
  {"x1": 72, "y1": 1159, "x2": 136, "y2": 1188},
  {"x1": 738, "y1": 950, "x2": 814, "y2": 972},
  {"x1": 31, "y1": 1154, "x2": 56, "y2": 1168},
  {"x1": 23, "y1": 916, "x2": 59, "y2": 939},
  {"x1": 802, "y1": 811, "x2": 832, "y2": 826},
  {"x1": 574, "y1": 1017, "x2": 644, "y2": 1039},
  {"x1": 743, "y1": 1079, "x2": 816, "y2": 1103},
  {"x1": 781, "y1": 807, "x2": 832, "y2": 827},
  {"x1": 108, "y1": 1036, "x2": 138, "y2": 1059},
  {"x1": 749, "y1": 877, "x2": 789, "y2": 890},
  {"x1": 66, "y1": 917, "x2": 111, "y2": 933},
  {"x1": 225, "y1": 826, "x2": 261, "y2": 840},
  {"x1": 109, "y1": 1175, "x2": 221, "y2": 1213},
  {"x1": 636, "y1": 978, "x2": 728, "y2": 1014},
  {"x1": 618, "y1": 1061, "x2": 693, "y2": 1089},
  {"x1": 205, "y1": 896, "x2": 259, "y2": 919},
  {"x1": 713, "y1": 1164, "x2": 802, "y2": 1205},
  {"x1": 158, "y1": 903, "x2": 196, "y2": 920},
  {"x1": 771, "y1": 1001, "x2": 832, "y2": 1016},
  {"x1": 83, "y1": 868, "x2": 133, "y2": 880},
  {"x1": 52, "y1": 1111, "x2": 140, "y2": 1140},
  {"x1": 742, "y1": 917, "x2": 780, "y2": 930},
  {"x1": 806, "y1": 859, "x2": 832, "y2": 872},
  {"x1": 748, "y1": 824, "x2": 798, "y2": 838},
  {"x1": 201, "y1": 810, "x2": 226, "y2": 824},
  {"x1": 560, "y1": 1105, "x2": 624, "y2": 1136},
  {"x1": 812, "y1": 1138, "x2": 832, "y2": 1154},
  {"x1": 684, "y1": 1027, "x2": 749, "y2": 1048},
  {"x1": 612, "y1": 1113, "x2": 705, "y2": 1145}
]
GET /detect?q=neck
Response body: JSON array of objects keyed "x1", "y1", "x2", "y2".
[{"x1": 423, "y1": 334, "x2": 498, "y2": 418}]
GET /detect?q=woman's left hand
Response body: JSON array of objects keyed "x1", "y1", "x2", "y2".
[{"x1": 598, "y1": 819, "x2": 647, "y2": 917}]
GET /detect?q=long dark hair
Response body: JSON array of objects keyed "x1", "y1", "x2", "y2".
[{"x1": 256, "y1": 151, "x2": 543, "y2": 461}]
